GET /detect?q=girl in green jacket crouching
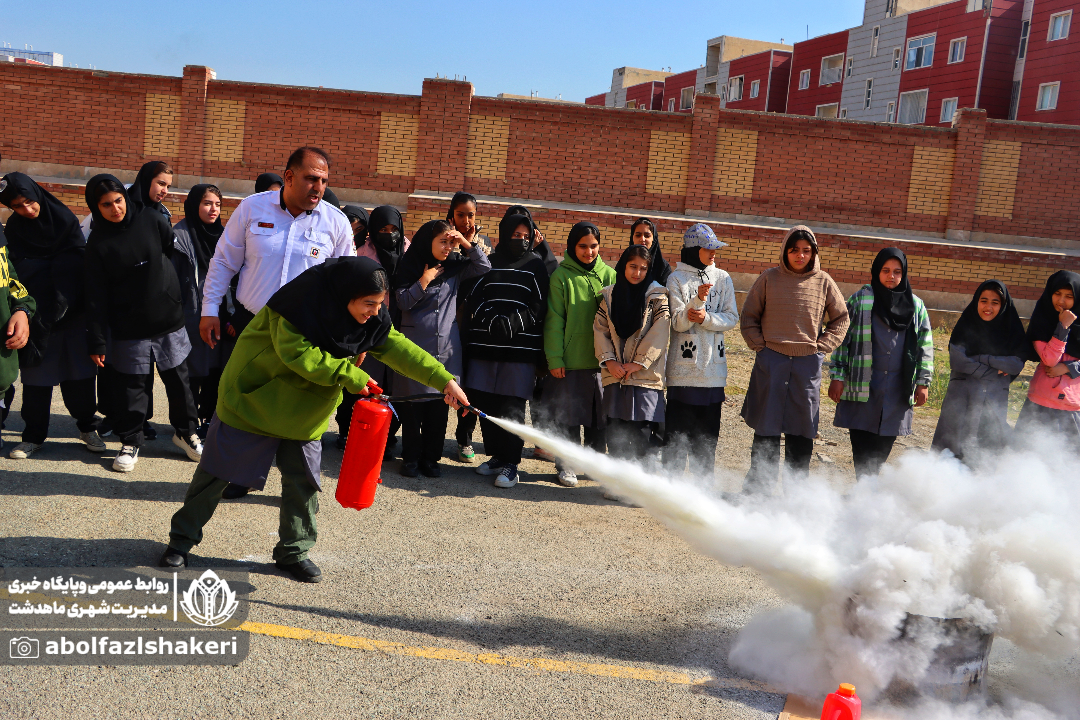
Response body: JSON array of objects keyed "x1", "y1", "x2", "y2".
[{"x1": 161, "y1": 257, "x2": 469, "y2": 583}]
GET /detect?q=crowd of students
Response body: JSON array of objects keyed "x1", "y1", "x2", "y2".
[{"x1": 0, "y1": 145, "x2": 1077, "y2": 583}]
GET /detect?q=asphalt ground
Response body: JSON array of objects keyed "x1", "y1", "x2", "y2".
[{"x1": 0, "y1": 330, "x2": 1046, "y2": 720}]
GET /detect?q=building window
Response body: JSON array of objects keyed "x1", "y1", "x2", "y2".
[
  {"x1": 820, "y1": 53, "x2": 845, "y2": 85},
  {"x1": 846, "y1": 57, "x2": 854, "y2": 77},
  {"x1": 840, "y1": 107, "x2": 848, "y2": 118},
  {"x1": 865, "y1": 78, "x2": 874, "y2": 109},
  {"x1": 906, "y1": 35, "x2": 936, "y2": 69},
  {"x1": 750, "y1": 80, "x2": 760, "y2": 98},
  {"x1": 728, "y1": 75, "x2": 744, "y2": 101},
  {"x1": 668, "y1": 98, "x2": 676, "y2": 111},
  {"x1": 970, "y1": 0, "x2": 985, "y2": 10},
  {"x1": 799, "y1": 69, "x2": 811, "y2": 89},
  {"x1": 871, "y1": 26, "x2": 881, "y2": 57},
  {"x1": 885, "y1": 0, "x2": 898, "y2": 17},
  {"x1": 625, "y1": 100, "x2": 636, "y2": 109},
  {"x1": 1049, "y1": 11, "x2": 1071, "y2": 41},
  {"x1": 678, "y1": 86, "x2": 695, "y2": 110},
  {"x1": 893, "y1": 47, "x2": 902, "y2": 69},
  {"x1": 720, "y1": 84, "x2": 727, "y2": 101},
  {"x1": 940, "y1": 97, "x2": 958, "y2": 122},
  {"x1": 1009, "y1": 80, "x2": 1021, "y2": 119},
  {"x1": 1037, "y1": 82, "x2": 1060, "y2": 110},
  {"x1": 1018, "y1": 20, "x2": 1030, "y2": 58},
  {"x1": 816, "y1": 103, "x2": 839, "y2": 118},
  {"x1": 886, "y1": 101, "x2": 896, "y2": 122},
  {"x1": 898, "y1": 89, "x2": 929, "y2": 124},
  {"x1": 949, "y1": 38, "x2": 967, "y2": 63}
]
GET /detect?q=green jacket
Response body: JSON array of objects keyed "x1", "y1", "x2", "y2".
[
  {"x1": 544, "y1": 252, "x2": 616, "y2": 371},
  {"x1": 0, "y1": 245, "x2": 37, "y2": 392},
  {"x1": 217, "y1": 307, "x2": 454, "y2": 440}
]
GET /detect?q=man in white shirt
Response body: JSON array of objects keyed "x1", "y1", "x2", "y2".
[
  {"x1": 198, "y1": 146, "x2": 353, "y2": 501},
  {"x1": 199, "y1": 146, "x2": 354, "y2": 348}
]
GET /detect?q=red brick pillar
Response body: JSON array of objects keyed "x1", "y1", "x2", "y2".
[
  {"x1": 178, "y1": 65, "x2": 213, "y2": 179},
  {"x1": 684, "y1": 94, "x2": 722, "y2": 216},
  {"x1": 945, "y1": 108, "x2": 987, "y2": 242},
  {"x1": 415, "y1": 79, "x2": 473, "y2": 193}
]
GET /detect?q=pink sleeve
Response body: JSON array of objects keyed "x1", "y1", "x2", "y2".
[{"x1": 1034, "y1": 338, "x2": 1066, "y2": 366}]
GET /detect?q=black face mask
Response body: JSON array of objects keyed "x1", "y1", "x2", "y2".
[
  {"x1": 504, "y1": 237, "x2": 531, "y2": 260},
  {"x1": 375, "y1": 230, "x2": 402, "y2": 251}
]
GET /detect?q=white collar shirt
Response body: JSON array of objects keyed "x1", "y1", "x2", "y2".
[{"x1": 201, "y1": 190, "x2": 355, "y2": 316}]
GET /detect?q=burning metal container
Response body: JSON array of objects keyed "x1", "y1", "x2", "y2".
[{"x1": 885, "y1": 614, "x2": 994, "y2": 703}]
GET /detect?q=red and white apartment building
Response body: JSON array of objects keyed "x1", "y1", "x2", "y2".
[{"x1": 587, "y1": 0, "x2": 1078, "y2": 125}]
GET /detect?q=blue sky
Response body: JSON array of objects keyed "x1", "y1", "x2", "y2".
[{"x1": 8, "y1": 0, "x2": 864, "y2": 100}]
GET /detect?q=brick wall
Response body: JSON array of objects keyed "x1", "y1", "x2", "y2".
[{"x1": 1, "y1": 61, "x2": 1076, "y2": 309}]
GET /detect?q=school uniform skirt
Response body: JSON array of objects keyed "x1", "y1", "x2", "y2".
[
  {"x1": 19, "y1": 320, "x2": 98, "y2": 387},
  {"x1": 740, "y1": 347, "x2": 822, "y2": 438}
]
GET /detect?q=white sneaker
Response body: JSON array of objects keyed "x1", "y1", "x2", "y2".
[
  {"x1": 556, "y1": 469, "x2": 578, "y2": 487},
  {"x1": 8, "y1": 442, "x2": 42, "y2": 459},
  {"x1": 475, "y1": 460, "x2": 504, "y2": 476},
  {"x1": 173, "y1": 433, "x2": 203, "y2": 461},
  {"x1": 113, "y1": 445, "x2": 139, "y2": 472},
  {"x1": 80, "y1": 431, "x2": 107, "y2": 453},
  {"x1": 493, "y1": 465, "x2": 519, "y2": 488}
]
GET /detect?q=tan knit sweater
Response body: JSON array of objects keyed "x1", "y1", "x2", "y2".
[{"x1": 740, "y1": 228, "x2": 850, "y2": 357}]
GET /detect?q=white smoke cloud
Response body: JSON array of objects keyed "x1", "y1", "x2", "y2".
[{"x1": 491, "y1": 418, "x2": 1080, "y2": 717}]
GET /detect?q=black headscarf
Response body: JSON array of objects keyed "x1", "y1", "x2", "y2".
[
  {"x1": 610, "y1": 245, "x2": 652, "y2": 340},
  {"x1": 628, "y1": 218, "x2": 672, "y2": 286},
  {"x1": 85, "y1": 174, "x2": 137, "y2": 236},
  {"x1": 504, "y1": 204, "x2": 559, "y2": 275},
  {"x1": 492, "y1": 214, "x2": 538, "y2": 268},
  {"x1": 255, "y1": 173, "x2": 283, "y2": 193},
  {"x1": 870, "y1": 248, "x2": 916, "y2": 331},
  {"x1": 322, "y1": 187, "x2": 340, "y2": 208},
  {"x1": 392, "y1": 220, "x2": 471, "y2": 289},
  {"x1": 128, "y1": 161, "x2": 171, "y2": 216},
  {"x1": 1, "y1": 173, "x2": 87, "y2": 362},
  {"x1": 565, "y1": 222, "x2": 601, "y2": 272},
  {"x1": 266, "y1": 257, "x2": 392, "y2": 359},
  {"x1": 0, "y1": 172, "x2": 85, "y2": 260},
  {"x1": 680, "y1": 246, "x2": 708, "y2": 271},
  {"x1": 1026, "y1": 270, "x2": 1080, "y2": 361},
  {"x1": 342, "y1": 205, "x2": 369, "y2": 248},
  {"x1": 182, "y1": 185, "x2": 224, "y2": 277},
  {"x1": 950, "y1": 280, "x2": 1029, "y2": 361},
  {"x1": 367, "y1": 205, "x2": 408, "y2": 275}
]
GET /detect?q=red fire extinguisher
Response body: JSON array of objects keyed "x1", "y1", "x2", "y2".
[{"x1": 336, "y1": 382, "x2": 392, "y2": 510}]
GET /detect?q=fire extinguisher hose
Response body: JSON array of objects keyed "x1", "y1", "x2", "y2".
[{"x1": 368, "y1": 392, "x2": 487, "y2": 418}]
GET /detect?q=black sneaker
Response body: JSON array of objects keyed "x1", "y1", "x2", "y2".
[
  {"x1": 159, "y1": 547, "x2": 188, "y2": 568},
  {"x1": 275, "y1": 558, "x2": 322, "y2": 583},
  {"x1": 98, "y1": 418, "x2": 114, "y2": 437},
  {"x1": 335, "y1": 435, "x2": 347, "y2": 451},
  {"x1": 195, "y1": 421, "x2": 210, "y2": 441},
  {"x1": 400, "y1": 462, "x2": 419, "y2": 478},
  {"x1": 418, "y1": 460, "x2": 441, "y2": 478},
  {"x1": 143, "y1": 423, "x2": 158, "y2": 441}
]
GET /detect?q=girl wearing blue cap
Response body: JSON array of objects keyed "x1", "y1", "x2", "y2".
[{"x1": 663, "y1": 223, "x2": 739, "y2": 475}]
